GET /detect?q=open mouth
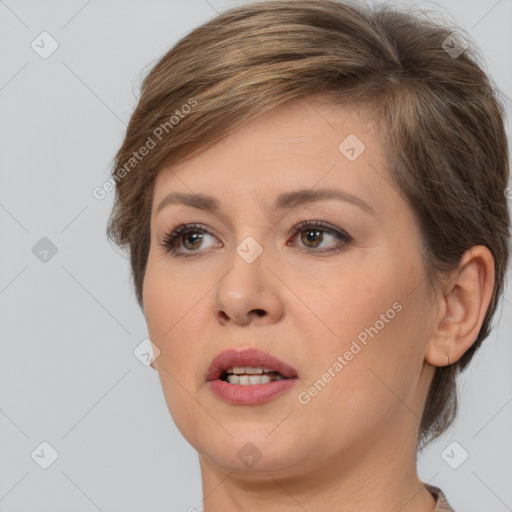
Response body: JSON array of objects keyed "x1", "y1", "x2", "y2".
[
  {"x1": 220, "y1": 367, "x2": 290, "y2": 385},
  {"x1": 206, "y1": 348, "x2": 298, "y2": 385},
  {"x1": 207, "y1": 351, "x2": 298, "y2": 404}
]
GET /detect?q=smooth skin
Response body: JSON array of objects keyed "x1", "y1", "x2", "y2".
[{"x1": 143, "y1": 96, "x2": 494, "y2": 512}]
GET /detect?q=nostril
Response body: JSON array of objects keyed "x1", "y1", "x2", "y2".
[{"x1": 252, "y1": 309, "x2": 266, "y2": 316}]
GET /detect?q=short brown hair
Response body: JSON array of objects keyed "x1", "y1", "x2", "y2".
[{"x1": 106, "y1": 0, "x2": 510, "y2": 449}]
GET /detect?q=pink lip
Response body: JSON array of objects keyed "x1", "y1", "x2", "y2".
[
  {"x1": 206, "y1": 348, "x2": 299, "y2": 405},
  {"x1": 207, "y1": 378, "x2": 298, "y2": 405},
  {"x1": 206, "y1": 348, "x2": 298, "y2": 381}
]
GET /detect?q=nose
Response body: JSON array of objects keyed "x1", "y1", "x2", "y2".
[{"x1": 212, "y1": 241, "x2": 285, "y2": 326}]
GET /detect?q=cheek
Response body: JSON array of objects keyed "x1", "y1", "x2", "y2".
[
  {"x1": 143, "y1": 261, "x2": 187, "y2": 376},
  {"x1": 303, "y1": 257, "x2": 424, "y2": 389},
  {"x1": 143, "y1": 262, "x2": 209, "y2": 439},
  {"x1": 142, "y1": 257, "x2": 209, "y2": 377},
  {"x1": 142, "y1": 264, "x2": 171, "y2": 341},
  {"x1": 301, "y1": 260, "x2": 399, "y2": 341},
  {"x1": 143, "y1": 254, "x2": 197, "y2": 338}
]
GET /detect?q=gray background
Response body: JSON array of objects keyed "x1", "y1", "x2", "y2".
[{"x1": 0, "y1": 0, "x2": 511, "y2": 511}]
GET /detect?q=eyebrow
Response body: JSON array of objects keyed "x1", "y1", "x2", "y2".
[{"x1": 155, "y1": 188, "x2": 376, "y2": 216}]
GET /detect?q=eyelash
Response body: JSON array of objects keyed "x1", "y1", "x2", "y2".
[{"x1": 159, "y1": 220, "x2": 353, "y2": 258}]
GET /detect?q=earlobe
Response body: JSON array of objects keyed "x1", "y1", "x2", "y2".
[{"x1": 424, "y1": 245, "x2": 495, "y2": 367}]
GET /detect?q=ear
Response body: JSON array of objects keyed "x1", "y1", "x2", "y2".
[{"x1": 424, "y1": 245, "x2": 495, "y2": 367}]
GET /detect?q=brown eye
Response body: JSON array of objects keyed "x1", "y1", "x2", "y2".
[
  {"x1": 290, "y1": 220, "x2": 353, "y2": 254},
  {"x1": 181, "y1": 231, "x2": 204, "y2": 251},
  {"x1": 160, "y1": 223, "x2": 218, "y2": 257},
  {"x1": 300, "y1": 228, "x2": 324, "y2": 248}
]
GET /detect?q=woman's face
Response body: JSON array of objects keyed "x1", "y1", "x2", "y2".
[{"x1": 143, "y1": 98, "x2": 437, "y2": 477}]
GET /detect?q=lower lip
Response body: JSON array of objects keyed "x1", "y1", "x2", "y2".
[{"x1": 207, "y1": 377, "x2": 298, "y2": 405}]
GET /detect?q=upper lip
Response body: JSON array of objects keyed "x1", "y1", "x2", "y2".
[{"x1": 206, "y1": 348, "x2": 298, "y2": 381}]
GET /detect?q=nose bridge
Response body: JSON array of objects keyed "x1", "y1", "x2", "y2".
[
  {"x1": 212, "y1": 229, "x2": 284, "y2": 325},
  {"x1": 223, "y1": 232, "x2": 267, "y2": 301}
]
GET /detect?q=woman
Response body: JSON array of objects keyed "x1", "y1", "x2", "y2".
[{"x1": 106, "y1": 1, "x2": 510, "y2": 510}]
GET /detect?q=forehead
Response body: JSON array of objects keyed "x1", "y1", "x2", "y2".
[
  {"x1": 153, "y1": 98, "x2": 384, "y2": 200},
  {"x1": 156, "y1": 99, "x2": 381, "y2": 187}
]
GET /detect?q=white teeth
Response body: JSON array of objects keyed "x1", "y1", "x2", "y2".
[
  {"x1": 226, "y1": 374, "x2": 274, "y2": 385},
  {"x1": 227, "y1": 366, "x2": 274, "y2": 375},
  {"x1": 223, "y1": 366, "x2": 288, "y2": 384}
]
